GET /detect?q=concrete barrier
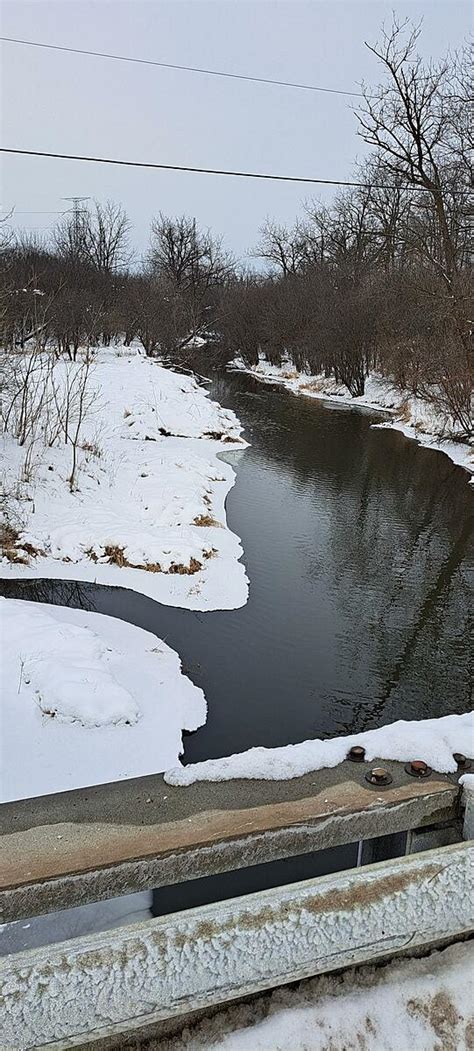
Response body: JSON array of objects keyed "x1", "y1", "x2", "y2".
[{"x1": 1, "y1": 840, "x2": 472, "y2": 1049}]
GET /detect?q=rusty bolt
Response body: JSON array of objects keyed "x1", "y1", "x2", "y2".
[
  {"x1": 405, "y1": 760, "x2": 432, "y2": 778},
  {"x1": 453, "y1": 753, "x2": 472, "y2": 770},
  {"x1": 365, "y1": 767, "x2": 392, "y2": 786},
  {"x1": 347, "y1": 745, "x2": 366, "y2": 763}
]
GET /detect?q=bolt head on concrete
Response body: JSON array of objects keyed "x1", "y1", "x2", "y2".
[
  {"x1": 347, "y1": 746, "x2": 366, "y2": 763},
  {"x1": 405, "y1": 761, "x2": 432, "y2": 779},
  {"x1": 365, "y1": 768, "x2": 393, "y2": 786},
  {"x1": 453, "y1": 753, "x2": 472, "y2": 770}
]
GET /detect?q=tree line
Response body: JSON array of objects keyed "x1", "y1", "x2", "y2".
[{"x1": 1, "y1": 20, "x2": 472, "y2": 437}]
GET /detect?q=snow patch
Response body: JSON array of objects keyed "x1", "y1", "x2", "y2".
[
  {"x1": 1, "y1": 597, "x2": 206, "y2": 802},
  {"x1": 6, "y1": 599, "x2": 139, "y2": 728}
]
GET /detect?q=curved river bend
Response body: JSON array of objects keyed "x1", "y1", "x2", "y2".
[{"x1": 4, "y1": 368, "x2": 473, "y2": 764}]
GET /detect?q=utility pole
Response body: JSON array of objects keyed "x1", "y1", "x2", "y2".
[{"x1": 62, "y1": 196, "x2": 90, "y2": 259}]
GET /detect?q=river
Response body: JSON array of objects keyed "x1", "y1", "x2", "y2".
[{"x1": 3, "y1": 367, "x2": 472, "y2": 765}]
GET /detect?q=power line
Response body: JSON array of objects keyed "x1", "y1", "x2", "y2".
[
  {"x1": 1, "y1": 210, "x2": 64, "y2": 214},
  {"x1": 0, "y1": 35, "x2": 367, "y2": 98},
  {"x1": 0, "y1": 147, "x2": 427, "y2": 192}
]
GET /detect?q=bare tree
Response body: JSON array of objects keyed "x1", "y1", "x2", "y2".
[
  {"x1": 131, "y1": 273, "x2": 188, "y2": 357},
  {"x1": 149, "y1": 214, "x2": 233, "y2": 342},
  {"x1": 218, "y1": 276, "x2": 268, "y2": 366},
  {"x1": 253, "y1": 219, "x2": 310, "y2": 275},
  {"x1": 53, "y1": 200, "x2": 130, "y2": 276},
  {"x1": 83, "y1": 201, "x2": 131, "y2": 274},
  {"x1": 67, "y1": 350, "x2": 97, "y2": 491},
  {"x1": 356, "y1": 18, "x2": 467, "y2": 292}
]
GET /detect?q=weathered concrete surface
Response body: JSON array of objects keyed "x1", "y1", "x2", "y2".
[
  {"x1": 0, "y1": 762, "x2": 460, "y2": 921},
  {"x1": 1, "y1": 842, "x2": 472, "y2": 1050},
  {"x1": 463, "y1": 777, "x2": 474, "y2": 840}
]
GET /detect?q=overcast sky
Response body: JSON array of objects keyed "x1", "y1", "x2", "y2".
[{"x1": 1, "y1": 0, "x2": 470, "y2": 265}]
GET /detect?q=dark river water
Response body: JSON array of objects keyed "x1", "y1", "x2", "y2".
[{"x1": 3, "y1": 369, "x2": 473, "y2": 764}]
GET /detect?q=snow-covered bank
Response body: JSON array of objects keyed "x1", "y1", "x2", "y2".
[
  {"x1": 1, "y1": 349, "x2": 249, "y2": 610},
  {"x1": 147, "y1": 941, "x2": 473, "y2": 1051},
  {"x1": 164, "y1": 710, "x2": 473, "y2": 785},
  {"x1": 233, "y1": 358, "x2": 473, "y2": 480},
  {"x1": 1, "y1": 598, "x2": 206, "y2": 802}
]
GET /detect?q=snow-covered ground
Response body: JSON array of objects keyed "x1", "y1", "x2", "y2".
[
  {"x1": 144, "y1": 941, "x2": 473, "y2": 1051},
  {"x1": 233, "y1": 358, "x2": 473, "y2": 480},
  {"x1": 1, "y1": 348, "x2": 249, "y2": 610},
  {"x1": 1, "y1": 597, "x2": 206, "y2": 802},
  {"x1": 165, "y1": 710, "x2": 473, "y2": 785}
]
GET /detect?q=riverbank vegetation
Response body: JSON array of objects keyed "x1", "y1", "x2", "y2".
[{"x1": 219, "y1": 22, "x2": 472, "y2": 439}]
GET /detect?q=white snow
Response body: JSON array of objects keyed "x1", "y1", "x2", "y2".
[
  {"x1": 1, "y1": 597, "x2": 206, "y2": 802},
  {"x1": 1, "y1": 349, "x2": 249, "y2": 611},
  {"x1": 233, "y1": 357, "x2": 473, "y2": 480},
  {"x1": 153, "y1": 941, "x2": 474, "y2": 1051},
  {"x1": 164, "y1": 710, "x2": 473, "y2": 785}
]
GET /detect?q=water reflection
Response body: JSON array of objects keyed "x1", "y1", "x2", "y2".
[{"x1": 2, "y1": 370, "x2": 472, "y2": 762}]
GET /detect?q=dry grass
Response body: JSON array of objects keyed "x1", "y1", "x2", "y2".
[
  {"x1": 396, "y1": 400, "x2": 412, "y2": 424},
  {"x1": 300, "y1": 379, "x2": 325, "y2": 393},
  {"x1": 104, "y1": 544, "x2": 128, "y2": 568},
  {"x1": 2, "y1": 548, "x2": 29, "y2": 565},
  {"x1": 193, "y1": 514, "x2": 220, "y2": 528},
  {"x1": 1, "y1": 523, "x2": 20, "y2": 549},
  {"x1": 168, "y1": 557, "x2": 202, "y2": 575},
  {"x1": 104, "y1": 545, "x2": 164, "y2": 573},
  {"x1": 203, "y1": 429, "x2": 224, "y2": 440},
  {"x1": 80, "y1": 440, "x2": 102, "y2": 459},
  {"x1": 21, "y1": 541, "x2": 46, "y2": 558},
  {"x1": 203, "y1": 430, "x2": 240, "y2": 443},
  {"x1": 0, "y1": 524, "x2": 43, "y2": 564},
  {"x1": 95, "y1": 544, "x2": 202, "y2": 576}
]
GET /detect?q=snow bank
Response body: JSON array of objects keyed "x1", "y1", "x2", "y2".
[
  {"x1": 233, "y1": 357, "x2": 473, "y2": 480},
  {"x1": 1, "y1": 350, "x2": 249, "y2": 611},
  {"x1": 154, "y1": 941, "x2": 473, "y2": 1051},
  {"x1": 164, "y1": 710, "x2": 473, "y2": 785},
  {"x1": 1, "y1": 598, "x2": 206, "y2": 802}
]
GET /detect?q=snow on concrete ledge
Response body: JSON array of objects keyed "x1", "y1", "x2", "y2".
[
  {"x1": 164, "y1": 710, "x2": 473, "y2": 785},
  {"x1": 233, "y1": 357, "x2": 473, "y2": 481},
  {"x1": 1, "y1": 597, "x2": 206, "y2": 802}
]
